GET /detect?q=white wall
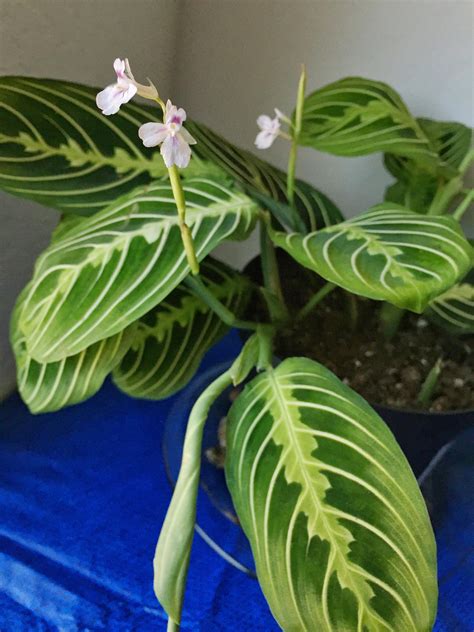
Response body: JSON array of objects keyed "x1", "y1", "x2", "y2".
[
  {"x1": 0, "y1": 0, "x2": 472, "y2": 397},
  {"x1": 0, "y1": 0, "x2": 180, "y2": 398},
  {"x1": 174, "y1": 0, "x2": 473, "y2": 266}
]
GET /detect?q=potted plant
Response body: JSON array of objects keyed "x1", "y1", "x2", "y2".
[{"x1": 2, "y1": 60, "x2": 472, "y2": 631}]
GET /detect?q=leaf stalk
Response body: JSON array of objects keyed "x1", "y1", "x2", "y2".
[
  {"x1": 296, "y1": 282, "x2": 336, "y2": 321},
  {"x1": 259, "y1": 219, "x2": 288, "y2": 321},
  {"x1": 185, "y1": 275, "x2": 260, "y2": 331},
  {"x1": 379, "y1": 303, "x2": 405, "y2": 340}
]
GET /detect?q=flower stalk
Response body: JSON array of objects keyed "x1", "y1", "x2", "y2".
[
  {"x1": 287, "y1": 65, "x2": 306, "y2": 209},
  {"x1": 168, "y1": 165, "x2": 200, "y2": 275}
]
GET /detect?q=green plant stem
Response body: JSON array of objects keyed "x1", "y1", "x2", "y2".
[
  {"x1": 259, "y1": 220, "x2": 288, "y2": 321},
  {"x1": 380, "y1": 303, "x2": 405, "y2": 340},
  {"x1": 452, "y1": 189, "x2": 473, "y2": 221},
  {"x1": 427, "y1": 151, "x2": 473, "y2": 217},
  {"x1": 256, "y1": 324, "x2": 275, "y2": 370},
  {"x1": 346, "y1": 292, "x2": 359, "y2": 331},
  {"x1": 418, "y1": 357, "x2": 443, "y2": 406},
  {"x1": 286, "y1": 142, "x2": 298, "y2": 209},
  {"x1": 185, "y1": 275, "x2": 260, "y2": 330},
  {"x1": 459, "y1": 148, "x2": 474, "y2": 174},
  {"x1": 167, "y1": 619, "x2": 179, "y2": 632},
  {"x1": 427, "y1": 176, "x2": 463, "y2": 216},
  {"x1": 168, "y1": 165, "x2": 200, "y2": 275},
  {"x1": 296, "y1": 282, "x2": 336, "y2": 321},
  {"x1": 286, "y1": 65, "x2": 306, "y2": 209}
]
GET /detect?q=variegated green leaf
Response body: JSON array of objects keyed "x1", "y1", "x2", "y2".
[
  {"x1": 113, "y1": 258, "x2": 251, "y2": 399},
  {"x1": 383, "y1": 118, "x2": 472, "y2": 212},
  {"x1": 0, "y1": 76, "x2": 168, "y2": 213},
  {"x1": 270, "y1": 204, "x2": 472, "y2": 312},
  {"x1": 11, "y1": 286, "x2": 134, "y2": 413},
  {"x1": 0, "y1": 76, "x2": 342, "y2": 230},
  {"x1": 418, "y1": 118, "x2": 472, "y2": 172},
  {"x1": 298, "y1": 77, "x2": 438, "y2": 168},
  {"x1": 384, "y1": 119, "x2": 472, "y2": 182},
  {"x1": 225, "y1": 357, "x2": 437, "y2": 632},
  {"x1": 425, "y1": 278, "x2": 474, "y2": 335},
  {"x1": 383, "y1": 171, "x2": 437, "y2": 214},
  {"x1": 19, "y1": 177, "x2": 258, "y2": 363}
]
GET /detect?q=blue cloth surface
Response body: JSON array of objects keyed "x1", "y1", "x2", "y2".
[{"x1": 0, "y1": 331, "x2": 472, "y2": 631}]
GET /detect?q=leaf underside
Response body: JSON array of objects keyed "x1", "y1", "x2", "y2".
[
  {"x1": 271, "y1": 204, "x2": 472, "y2": 312},
  {"x1": 113, "y1": 258, "x2": 251, "y2": 399},
  {"x1": 225, "y1": 357, "x2": 437, "y2": 632}
]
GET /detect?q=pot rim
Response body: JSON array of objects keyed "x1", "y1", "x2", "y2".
[{"x1": 373, "y1": 402, "x2": 474, "y2": 418}]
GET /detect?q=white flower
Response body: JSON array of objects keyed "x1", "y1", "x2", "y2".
[
  {"x1": 138, "y1": 100, "x2": 197, "y2": 168},
  {"x1": 255, "y1": 108, "x2": 285, "y2": 149},
  {"x1": 96, "y1": 58, "x2": 158, "y2": 116}
]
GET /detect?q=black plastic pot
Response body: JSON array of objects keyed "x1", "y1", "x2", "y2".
[{"x1": 373, "y1": 405, "x2": 473, "y2": 477}]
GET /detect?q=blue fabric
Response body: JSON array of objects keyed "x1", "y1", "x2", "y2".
[{"x1": 0, "y1": 330, "x2": 472, "y2": 631}]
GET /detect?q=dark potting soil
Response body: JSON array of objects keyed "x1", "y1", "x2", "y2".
[{"x1": 243, "y1": 253, "x2": 474, "y2": 413}]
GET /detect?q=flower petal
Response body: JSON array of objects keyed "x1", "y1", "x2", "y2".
[
  {"x1": 164, "y1": 100, "x2": 174, "y2": 123},
  {"x1": 175, "y1": 107, "x2": 187, "y2": 123},
  {"x1": 160, "y1": 136, "x2": 176, "y2": 168},
  {"x1": 114, "y1": 58, "x2": 126, "y2": 78},
  {"x1": 255, "y1": 130, "x2": 276, "y2": 150},
  {"x1": 179, "y1": 126, "x2": 197, "y2": 145},
  {"x1": 160, "y1": 134, "x2": 192, "y2": 168},
  {"x1": 138, "y1": 122, "x2": 169, "y2": 147},
  {"x1": 173, "y1": 133, "x2": 192, "y2": 168},
  {"x1": 96, "y1": 85, "x2": 122, "y2": 116},
  {"x1": 256, "y1": 114, "x2": 273, "y2": 131},
  {"x1": 121, "y1": 82, "x2": 137, "y2": 105}
]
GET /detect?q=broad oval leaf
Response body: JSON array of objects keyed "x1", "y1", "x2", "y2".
[
  {"x1": 113, "y1": 259, "x2": 252, "y2": 399},
  {"x1": 0, "y1": 76, "x2": 167, "y2": 213},
  {"x1": 0, "y1": 76, "x2": 342, "y2": 230},
  {"x1": 298, "y1": 77, "x2": 438, "y2": 167},
  {"x1": 225, "y1": 357, "x2": 437, "y2": 631},
  {"x1": 425, "y1": 279, "x2": 474, "y2": 335},
  {"x1": 19, "y1": 177, "x2": 258, "y2": 363},
  {"x1": 270, "y1": 204, "x2": 472, "y2": 312},
  {"x1": 11, "y1": 286, "x2": 134, "y2": 413}
]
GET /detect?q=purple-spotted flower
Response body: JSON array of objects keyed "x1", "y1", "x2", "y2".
[
  {"x1": 138, "y1": 100, "x2": 197, "y2": 169},
  {"x1": 255, "y1": 108, "x2": 287, "y2": 149},
  {"x1": 96, "y1": 58, "x2": 158, "y2": 116}
]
